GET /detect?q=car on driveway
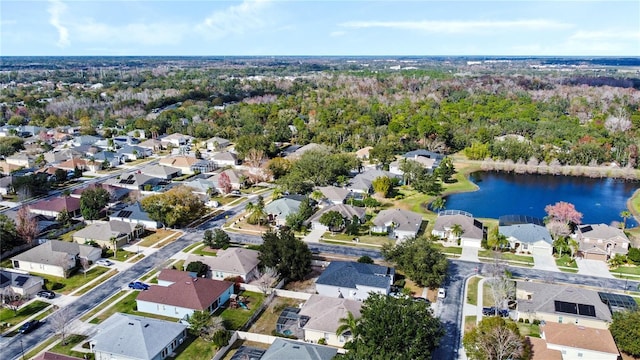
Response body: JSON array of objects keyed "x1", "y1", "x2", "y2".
[
  {"x1": 437, "y1": 288, "x2": 446, "y2": 299},
  {"x1": 128, "y1": 281, "x2": 149, "y2": 290},
  {"x1": 413, "y1": 297, "x2": 431, "y2": 304},
  {"x1": 19, "y1": 320, "x2": 41, "y2": 334},
  {"x1": 96, "y1": 259, "x2": 114, "y2": 266},
  {"x1": 482, "y1": 307, "x2": 510, "y2": 317},
  {"x1": 36, "y1": 290, "x2": 55, "y2": 299}
]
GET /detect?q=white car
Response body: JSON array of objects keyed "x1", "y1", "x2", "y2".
[
  {"x1": 96, "y1": 259, "x2": 114, "y2": 266},
  {"x1": 437, "y1": 288, "x2": 446, "y2": 299}
]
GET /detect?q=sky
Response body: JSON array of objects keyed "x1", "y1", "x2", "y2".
[{"x1": 1, "y1": 0, "x2": 639, "y2": 57}]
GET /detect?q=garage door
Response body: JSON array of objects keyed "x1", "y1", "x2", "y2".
[
  {"x1": 532, "y1": 246, "x2": 551, "y2": 256},
  {"x1": 462, "y1": 238, "x2": 481, "y2": 248},
  {"x1": 584, "y1": 252, "x2": 607, "y2": 261}
]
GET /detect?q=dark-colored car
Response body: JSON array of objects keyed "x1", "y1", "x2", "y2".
[
  {"x1": 413, "y1": 297, "x2": 431, "y2": 304},
  {"x1": 128, "y1": 281, "x2": 149, "y2": 290},
  {"x1": 482, "y1": 307, "x2": 509, "y2": 317},
  {"x1": 36, "y1": 290, "x2": 56, "y2": 299},
  {"x1": 19, "y1": 320, "x2": 41, "y2": 334}
]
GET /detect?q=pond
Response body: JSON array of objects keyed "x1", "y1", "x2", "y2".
[{"x1": 444, "y1": 172, "x2": 640, "y2": 228}]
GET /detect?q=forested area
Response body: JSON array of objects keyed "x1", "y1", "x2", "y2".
[{"x1": 2, "y1": 58, "x2": 639, "y2": 168}]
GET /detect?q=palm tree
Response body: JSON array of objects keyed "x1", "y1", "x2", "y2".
[
  {"x1": 110, "y1": 236, "x2": 118, "y2": 258},
  {"x1": 451, "y1": 224, "x2": 464, "y2": 241},
  {"x1": 620, "y1": 210, "x2": 631, "y2": 229},
  {"x1": 568, "y1": 238, "x2": 579, "y2": 259},
  {"x1": 431, "y1": 197, "x2": 446, "y2": 213},
  {"x1": 335, "y1": 311, "x2": 359, "y2": 341},
  {"x1": 246, "y1": 196, "x2": 267, "y2": 225}
]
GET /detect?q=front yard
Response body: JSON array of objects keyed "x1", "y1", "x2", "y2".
[
  {"x1": 466, "y1": 276, "x2": 481, "y2": 305},
  {"x1": 248, "y1": 296, "x2": 305, "y2": 335},
  {"x1": 0, "y1": 300, "x2": 50, "y2": 328},
  {"x1": 89, "y1": 291, "x2": 177, "y2": 324},
  {"x1": 40, "y1": 267, "x2": 111, "y2": 294},
  {"x1": 138, "y1": 229, "x2": 181, "y2": 247}
]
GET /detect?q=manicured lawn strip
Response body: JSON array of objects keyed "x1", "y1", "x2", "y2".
[
  {"x1": 125, "y1": 254, "x2": 145, "y2": 263},
  {"x1": 139, "y1": 229, "x2": 180, "y2": 247},
  {"x1": 322, "y1": 232, "x2": 393, "y2": 247},
  {"x1": 182, "y1": 242, "x2": 203, "y2": 253},
  {"x1": 171, "y1": 260, "x2": 185, "y2": 272},
  {"x1": 192, "y1": 247, "x2": 218, "y2": 256},
  {"x1": 320, "y1": 239, "x2": 382, "y2": 249},
  {"x1": 75, "y1": 269, "x2": 118, "y2": 295},
  {"x1": 210, "y1": 195, "x2": 240, "y2": 206},
  {"x1": 464, "y1": 315, "x2": 477, "y2": 334},
  {"x1": 517, "y1": 322, "x2": 541, "y2": 338},
  {"x1": 110, "y1": 249, "x2": 138, "y2": 262},
  {"x1": 23, "y1": 336, "x2": 59, "y2": 359},
  {"x1": 431, "y1": 242, "x2": 464, "y2": 255},
  {"x1": 612, "y1": 265, "x2": 640, "y2": 276},
  {"x1": 483, "y1": 282, "x2": 495, "y2": 307},
  {"x1": 154, "y1": 233, "x2": 183, "y2": 248},
  {"x1": 558, "y1": 267, "x2": 579, "y2": 273},
  {"x1": 218, "y1": 291, "x2": 265, "y2": 330},
  {"x1": 467, "y1": 276, "x2": 481, "y2": 306},
  {"x1": 80, "y1": 290, "x2": 127, "y2": 321},
  {"x1": 50, "y1": 334, "x2": 94, "y2": 359},
  {"x1": 0, "y1": 300, "x2": 50, "y2": 324},
  {"x1": 35, "y1": 268, "x2": 107, "y2": 294},
  {"x1": 478, "y1": 250, "x2": 534, "y2": 264},
  {"x1": 90, "y1": 291, "x2": 139, "y2": 324},
  {"x1": 171, "y1": 334, "x2": 217, "y2": 360},
  {"x1": 555, "y1": 254, "x2": 577, "y2": 268}
]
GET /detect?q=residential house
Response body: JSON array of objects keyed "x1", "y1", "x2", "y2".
[
  {"x1": 355, "y1": 146, "x2": 373, "y2": 160},
  {"x1": 184, "y1": 247, "x2": 261, "y2": 282},
  {"x1": 211, "y1": 151, "x2": 239, "y2": 167},
  {"x1": 73, "y1": 220, "x2": 144, "y2": 249},
  {"x1": 72, "y1": 135, "x2": 101, "y2": 147},
  {"x1": 11, "y1": 240, "x2": 101, "y2": 278},
  {"x1": 0, "y1": 269, "x2": 44, "y2": 297},
  {"x1": 265, "y1": 197, "x2": 303, "y2": 226},
  {"x1": 33, "y1": 352, "x2": 83, "y2": 360},
  {"x1": 204, "y1": 136, "x2": 231, "y2": 151},
  {"x1": 138, "y1": 138, "x2": 164, "y2": 152},
  {"x1": 56, "y1": 158, "x2": 88, "y2": 172},
  {"x1": 71, "y1": 183, "x2": 130, "y2": 205},
  {"x1": 0, "y1": 175, "x2": 13, "y2": 195},
  {"x1": 315, "y1": 261, "x2": 394, "y2": 301},
  {"x1": 347, "y1": 169, "x2": 400, "y2": 194},
  {"x1": 298, "y1": 295, "x2": 362, "y2": 347},
  {"x1": 431, "y1": 210, "x2": 485, "y2": 248},
  {"x1": 92, "y1": 151, "x2": 120, "y2": 169},
  {"x1": 516, "y1": 281, "x2": 612, "y2": 329},
  {"x1": 261, "y1": 338, "x2": 337, "y2": 360},
  {"x1": 29, "y1": 196, "x2": 81, "y2": 217},
  {"x1": 190, "y1": 159, "x2": 217, "y2": 174},
  {"x1": 389, "y1": 150, "x2": 444, "y2": 177},
  {"x1": 117, "y1": 144, "x2": 151, "y2": 162},
  {"x1": 141, "y1": 165, "x2": 182, "y2": 180},
  {"x1": 315, "y1": 186, "x2": 350, "y2": 206},
  {"x1": 89, "y1": 313, "x2": 187, "y2": 360},
  {"x1": 105, "y1": 172, "x2": 163, "y2": 191},
  {"x1": 209, "y1": 169, "x2": 244, "y2": 193},
  {"x1": 136, "y1": 269, "x2": 234, "y2": 320},
  {"x1": 527, "y1": 337, "x2": 562, "y2": 360},
  {"x1": 499, "y1": 215, "x2": 553, "y2": 255},
  {"x1": 44, "y1": 149, "x2": 83, "y2": 164},
  {"x1": 283, "y1": 143, "x2": 329, "y2": 160},
  {"x1": 109, "y1": 202, "x2": 161, "y2": 229},
  {"x1": 305, "y1": 204, "x2": 365, "y2": 231},
  {"x1": 540, "y1": 322, "x2": 619, "y2": 360},
  {"x1": 573, "y1": 224, "x2": 630, "y2": 261},
  {"x1": 159, "y1": 156, "x2": 199, "y2": 175},
  {"x1": 160, "y1": 133, "x2": 192, "y2": 147},
  {"x1": 371, "y1": 208, "x2": 423, "y2": 241},
  {"x1": 5, "y1": 153, "x2": 35, "y2": 168},
  {"x1": 183, "y1": 178, "x2": 217, "y2": 196}
]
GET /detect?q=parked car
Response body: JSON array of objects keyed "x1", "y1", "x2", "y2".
[
  {"x1": 437, "y1": 288, "x2": 446, "y2": 299},
  {"x1": 413, "y1": 297, "x2": 431, "y2": 304},
  {"x1": 482, "y1": 307, "x2": 510, "y2": 317},
  {"x1": 36, "y1": 290, "x2": 56, "y2": 299},
  {"x1": 96, "y1": 259, "x2": 114, "y2": 266},
  {"x1": 19, "y1": 320, "x2": 41, "y2": 334},
  {"x1": 128, "y1": 281, "x2": 149, "y2": 290}
]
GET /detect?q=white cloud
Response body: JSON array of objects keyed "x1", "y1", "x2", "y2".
[
  {"x1": 48, "y1": 0, "x2": 70, "y2": 48},
  {"x1": 197, "y1": 0, "x2": 271, "y2": 38},
  {"x1": 74, "y1": 20, "x2": 189, "y2": 46},
  {"x1": 340, "y1": 19, "x2": 572, "y2": 34},
  {"x1": 569, "y1": 29, "x2": 640, "y2": 41}
]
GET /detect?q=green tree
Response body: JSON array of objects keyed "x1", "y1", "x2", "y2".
[
  {"x1": 336, "y1": 311, "x2": 360, "y2": 343},
  {"x1": 610, "y1": 309, "x2": 640, "y2": 357},
  {"x1": 285, "y1": 197, "x2": 315, "y2": 231},
  {"x1": 487, "y1": 227, "x2": 509, "y2": 251},
  {"x1": 141, "y1": 186, "x2": 206, "y2": 228},
  {"x1": 258, "y1": 227, "x2": 312, "y2": 281},
  {"x1": 54, "y1": 168, "x2": 67, "y2": 183},
  {"x1": 451, "y1": 223, "x2": 464, "y2": 240},
  {"x1": 627, "y1": 247, "x2": 640, "y2": 265},
  {"x1": 382, "y1": 236, "x2": 448, "y2": 289},
  {"x1": 464, "y1": 142, "x2": 491, "y2": 160},
  {"x1": 56, "y1": 209, "x2": 72, "y2": 227},
  {"x1": 371, "y1": 176, "x2": 392, "y2": 197},
  {"x1": 357, "y1": 255, "x2": 374, "y2": 264},
  {"x1": 436, "y1": 157, "x2": 455, "y2": 183},
  {"x1": 345, "y1": 215, "x2": 361, "y2": 236},
  {"x1": 203, "y1": 229, "x2": 214, "y2": 247},
  {"x1": 463, "y1": 316, "x2": 529, "y2": 360},
  {"x1": 431, "y1": 197, "x2": 446, "y2": 212},
  {"x1": 186, "y1": 261, "x2": 210, "y2": 277},
  {"x1": 412, "y1": 171, "x2": 443, "y2": 196},
  {"x1": 80, "y1": 187, "x2": 110, "y2": 220},
  {"x1": 0, "y1": 214, "x2": 20, "y2": 253},
  {"x1": 620, "y1": 210, "x2": 632, "y2": 229},
  {"x1": 369, "y1": 142, "x2": 397, "y2": 171},
  {"x1": 343, "y1": 294, "x2": 443, "y2": 360},
  {"x1": 212, "y1": 229, "x2": 231, "y2": 249},
  {"x1": 245, "y1": 195, "x2": 267, "y2": 225},
  {"x1": 319, "y1": 210, "x2": 345, "y2": 233}
]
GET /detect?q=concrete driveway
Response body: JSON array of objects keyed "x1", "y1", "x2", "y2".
[
  {"x1": 576, "y1": 258, "x2": 614, "y2": 278},
  {"x1": 460, "y1": 246, "x2": 479, "y2": 262},
  {"x1": 532, "y1": 253, "x2": 559, "y2": 272}
]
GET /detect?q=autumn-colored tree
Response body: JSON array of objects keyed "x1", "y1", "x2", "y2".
[
  {"x1": 544, "y1": 201, "x2": 583, "y2": 225},
  {"x1": 218, "y1": 172, "x2": 232, "y2": 194},
  {"x1": 16, "y1": 206, "x2": 38, "y2": 247}
]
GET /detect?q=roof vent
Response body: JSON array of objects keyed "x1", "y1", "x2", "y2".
[
  {"x1": 144, "y1": 324, "x2": 149, "y2": 328},
  {"x1": 293, "y1": 346, "x2": 300, "y2": 349}
]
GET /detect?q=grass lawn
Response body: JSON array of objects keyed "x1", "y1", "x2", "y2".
[
  {"x1": 248, "y1": 296, "x2": 305, "y2": 334},
  {"x1": 89, "y1": 291, "x2": 177, "y2": 324},
  {"x1": 478, "y1": 250, "x2": 534, "y2": 264},
  {"x1": 80, "y1": 291, "x2": 127, "y2": 321},
  {"x1": 322, "y1": 232, "x2": 394, "y2": 247},
  {"x1": 464, "y1": 315, "x2": 477, "y2": 334},
  {"x1": 517, "y1": 322, "x2": 541, "y2": 338},
  {"x1": 210, "y1": 196, "x2": 237, "y2": 206},
  {"x1": 23, "y1": 336, "x2": 59, "y2": 359},
  {"x1": 320, "y1": 239, "x2": 382, "y2": 249},
  {"x1": 75, "y1": 269, "x2": 118, "y2": 295},
  {"x1": 431, "y1": 242, "x2": 464, "y2": 255},
  {"x1": 138, "y1": 229, "x2": 181, "y2": 247},
  {"x1": 40, "y1": 267, "x2": 110, "y2": 294},
  {"x1": 612, "y1": 265, "x2": 640, "y2": 276},
  {"x1": 50, "y1": 334, "x2": 94, "y2": 359},
  {"x1": 218, "y1": 291, "x2": 265, "y2": 330},
  {"x1": 555, "y1": 254, "x2": 577, "y2": 268},
  {"x1": 172, "y1": 260, "x2": 186, "y2": 272},
  {"x1": 483, "y1": 282, "x2": 495, "y2": 307},
  {"x1": 0, "y1": 300, "x2": 50, "y2": 325},
  {"x1": 467, "y1": 276, "x2": 481, "y2": 306},
  {"x1": 0, "y1": 258, "x2": 12, "y2": 268},
  {"x1": 171, "y1": 334, "x2": 218, "y2": 360},
  {"x1": 182, "y1": 242, "x2": 204, "y2": 253},
  {"x1": 192, "y1": 246, "x2": 218, "y2": 256}
]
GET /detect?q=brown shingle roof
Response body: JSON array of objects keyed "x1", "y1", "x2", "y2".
[
  {"x1": 137, "y1": 269, "x2": 233, "y2": 311},
  {"x1": 30, "y1": 196, "x2": 80, "y2": 213},
  {"x1": 34, "y1": 352, "x2": 83, "y2": 360},
  {"x1": 542, "y1": 322, "x2": 619, "y2": 355},
  {"x1": 527, "y1": 337, "x2": 562, "y2": 360}
]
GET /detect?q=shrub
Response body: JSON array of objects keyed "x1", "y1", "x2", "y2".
[
  {"x1": 532, "y1": 319, "x2": 540, "y2": 325},
  {"x1": 394, "y1": 279, "x2": 406, "y2": 288},
  {"x1": 318, "y1": 338, "x2": 327, "y2": 345},
  {"x1": 524, "y1": 319, "x2": 530, "y2": 324},
  {"x1": 212, "y1": 329, "x2": 231, "y2": 349},
  {"x1": 518, "y1": 318, "x2": 523, "y2": 323}
]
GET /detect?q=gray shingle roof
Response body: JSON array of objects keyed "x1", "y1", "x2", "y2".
[
  {"x1": 11, "y1": 240, "x2": 98, "y2": 265},
  {"x1": 372, "y1": 208, "x2": 423, "y2": 232},
  {"x1": 432, "y1": 212, "x2": 484, "y2": 240},
  {"x1": 316, "y1": 261, "x2": 393, "y2": 290},
  {"x1": 265, "y1": 198, "x2": 302, "y2": 219},
  {"x1": 73, "y1": 220, "x2": 139, "y2": 242},
  {"x1": 306, "y1": 204, "x2": 365, "y2": 225},
  {"x1": 499, "y1": 223, "x2": 552, "y2": 245},
  {"x1": 298, "y1": 295, "x2": 362, "y2": 333},
  {"x1": 261, "y1": 338, "x2": 337, "y2": 360},
  {"x1": 348, "y1": 169, "x2": 399, "y2": 192},
  {"x1": 90, "y1": 313, "x2": 186, "y2": 360}
]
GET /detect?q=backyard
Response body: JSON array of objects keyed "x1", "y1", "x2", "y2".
[
  {"x1": 248, "y1": 296, "x2": 305, "y2": 335},
  {"x1": 217, "y1": 291, "x2": 266, "y2": 330}
]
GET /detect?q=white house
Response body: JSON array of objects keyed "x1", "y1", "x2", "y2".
[
  {"x1": 371, "y1": 208, "x2": 423, "y2": 241},
  {"x1": 298, "y1": 295, "x2": 362, "y2": 347},
  {"x1": 315, "y1": 261, "x2": 394, "y2": 301},
  {"x1": 183, "y1": 247, "x2": 261, "y2": 282},
  {"x1": 11, "y1": 240, "x2": 101, "y2": 278},
  {"x1": 432, "y1": 210, "x2": 485, "y2": 248},
  {"x1": 540, "y1": 322, "x2": 619, "y2": 360}
]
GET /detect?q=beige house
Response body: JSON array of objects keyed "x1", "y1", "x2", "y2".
[
  {"x1": 159, "y1": 155, "x2": 199, "y2": 174},
  {"x1": 515, "y1": 281, "x2": 611, "y2": 329},
  {"x1": 11, "y1": 240, "x2": 101, "y2": 278},
  {"x1": 5, "y1": 153, "x2": 35, "y2": 168},
  {"x1": 73, "y1": 220, "x2": 144, "y2": 249},
  {"x1": 573, "y1": 224, "x2": 630, "y2": 262},
  {"x1": 183, "y1": 248, "x2": 260, "y2": 282},
  {"x1": 540, "y1": 322, "x2": 619, "y2": 360},
  {"x1": 298, "y1": 295, "x2": 362, "y2": 347},
  {"x1": 431, "y1": 210, "x2": 485, "y2": 248}
]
